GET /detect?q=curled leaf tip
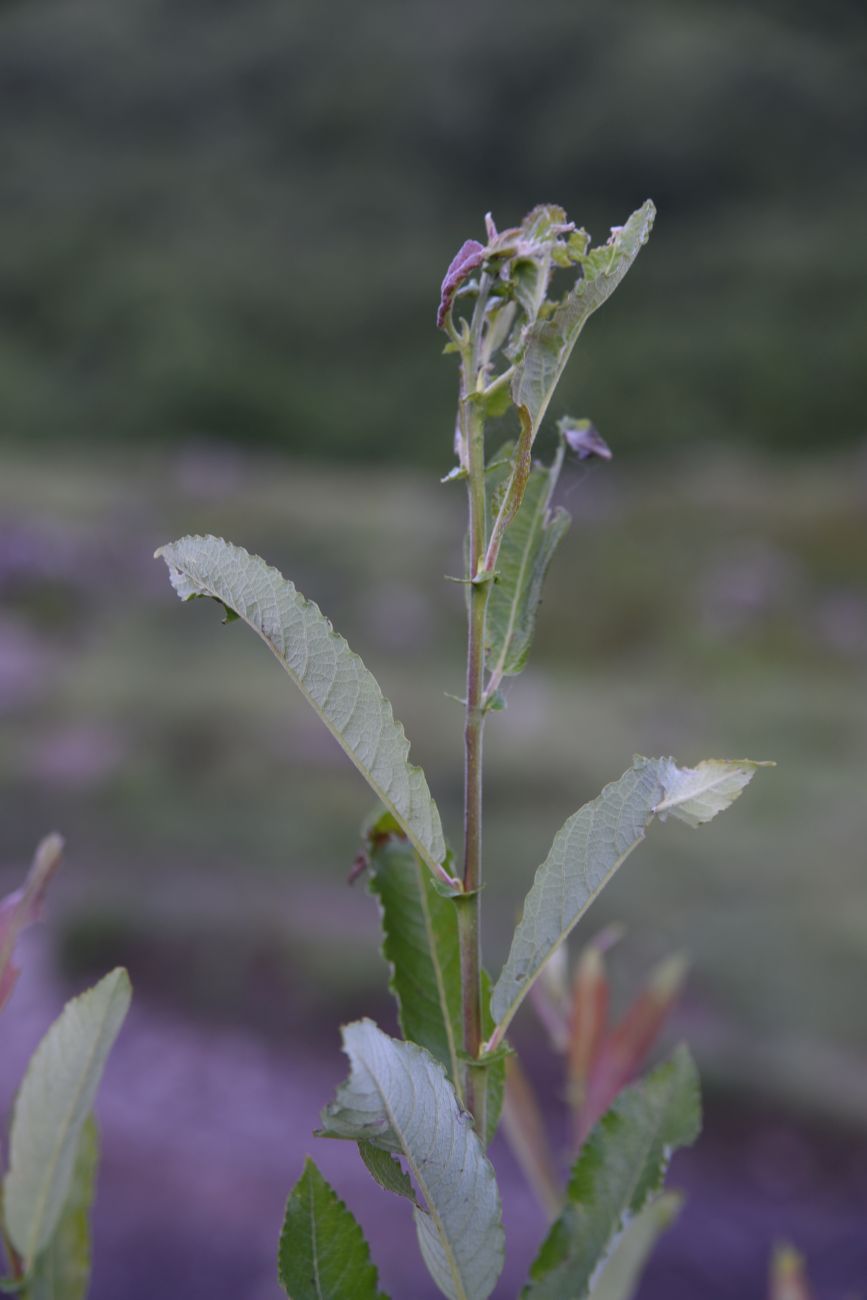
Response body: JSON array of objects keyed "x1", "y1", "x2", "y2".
[{"x1": 437, "y1": 238, "x2": 486, "y2": 329}]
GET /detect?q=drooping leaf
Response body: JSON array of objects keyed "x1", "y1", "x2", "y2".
[
  {"x1": 485, "y1": 445, "x2": 570, "y2": 685},
  {"x1": 27, "y1": 1118, "x2": 99, "y2": 1300},
  {"x1": 523, "y1": 1047, "x2": 700, "y2": 1300},
  {"x1": 156, "y1": 536, "x2": 453, "y2": 888},
  {"x1": 437, "y1": 240, "x2": 486, "y2": 329},
  {"x1": 358, "y1": 1142, "x2": 416, "y2": 1205},
  {"x1": 278, "y1": 1158, "x2": 387, "y2": 1300},
  {"x1": 588, "y1": 1193, "x2": 682, "y2": 1300},
  {"x1": 318, "y1": 1020, "x2": 504, "y2": 1300},
  {"x1": 512, "y1": 203, "x2": 656, "y2": 441},
  {"x1": 490, "y1": 756, "x2": 765, "y2": 1039},
  {"x1": 0, "y1": 835, "x2": 64, "y2": 1014},
  {"x1": 366, "y1": 817, "x2": 504, "y2": 1143},
  {"x1": 3, "y1": 969, "x2": 131, "y2": 1271}
]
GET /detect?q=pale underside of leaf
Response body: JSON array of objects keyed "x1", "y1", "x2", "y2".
[
  {"x1": 156, "y1": 536, "x2": 452, "y2": 886},
  {"x1": 653, "y1": 757, "x2": 772, "y2": 828},
  {"x1": 278, "y1": 1157, "x2": 386, "y2": 1300},
  {"x1": 3, "y1": 969, "x2": 131, "y2": 1269},
  {"x1": 523, "y1": 1047, "x2": 700, "y2": 1300},
  {"x1": 587, "y1": 1193, "x2": 682, "y2": 1300},
  {"x1": 27, "y1": 1117, "x2": 99, "y2": 1300},
  {"x1": 318, "y1": 1020, "x2": 504, "y2": 1300},
  {"x1": 512, "y1": 201, "x2": 655, "y2": 439},
  {"x1": 490, "y1": 756, "x2": 764, "y2": 1038},
  {"x1": 485, "y1": 449, "x2": 570, "y2": 684}
]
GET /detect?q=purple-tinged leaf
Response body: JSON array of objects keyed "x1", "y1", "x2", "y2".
[
  {"x1": 437, "y1": 239, "x2": 486, "y2": 329},
  {"x1": 560, "y1": 418, "x2": 613, "y2": 462},
  {"x1": 0, "y1": 834, "x2": 64, "y2": 1014},
  {"x1": 502, "y1": 1054, "x2": 562, "y2": 1222}
]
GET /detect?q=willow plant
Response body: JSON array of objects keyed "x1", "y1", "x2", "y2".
[{"x1": 156, "y1": 200, "x2": 768, "y2": 1299}]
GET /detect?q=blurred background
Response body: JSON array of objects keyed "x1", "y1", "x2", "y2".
[{"x1": 1, "y1": 0, "x2": 866, "y2": 1296}]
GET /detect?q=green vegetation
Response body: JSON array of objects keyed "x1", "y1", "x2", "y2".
[{"x1": 153, "y1": 199, "x2": 768, "y2": 1297}]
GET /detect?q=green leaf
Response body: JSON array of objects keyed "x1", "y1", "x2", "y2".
[
  {"x1": 278, "y1": 1158, "x2": 386, "y2": 1300},
  {"x1": 588, "y1": 1193, "x2": 682, "y2": 1300},
  {"x1": 485, "y1": 445, "x2": 570, "y2": 684},
  {"x1": 358, "y1": 1142, "x2": 416, "y2": 1205},
  {"x1": 3, "y1": 969, "x2": 131, "y2": 1271},
  {"x1": 367, "y1": 823, "x2": 462, "y2": 1090},
  {"x1": 653, "y1": 757, "x2": 772, "y2": 828},
  {"x1": 490, "y1": 756, "x2": 765, "y2": 1038},
  {"x1": 26, "y1": 1119, "x2": 99, "y2": 1300},
  {"x1": 523, "y1": 1048, "x2": 699, "y2": 1300},
  {"x1": 318, "y1": 1020, "x2": 504, "y2": 1300},
  {"x1": 367, "y1": 820, "x2": 504, "y2": 1143},
  {"x1": 512, "y1": 202, "x2": 655, "y2": 440},
  {"x1": 156, "y1": 536, "x2": 453, "y2": 888}
]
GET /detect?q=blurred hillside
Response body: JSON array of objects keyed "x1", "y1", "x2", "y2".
[{"x1": 1, "y1": 0, "x2": 865, "y2": 462}]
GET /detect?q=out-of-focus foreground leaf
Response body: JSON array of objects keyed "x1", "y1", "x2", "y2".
[
  {"x1": 490, "y1": 756, "x2": 767, "y2": 1039},
  {"x1": 523, "y1": 1047, "x2": 700, "y2": 1300},
  {"x1": 278, "y1": 1158, "x2": 387, "y2": 1300},
  {"x1": 588, "y1": 1193, "x2": 682, "y2": 1300},
  {"x1": 0, "y1": 835, "x2": 64, "y2": 1014},
  {"x1": 318, "y1": 1020, "x2": 504, "y2": 1300},
  {"x1": 156, "y1": 536, "x2": 454, "y2": 887},
  {"x1": 26, "y1": 1118, "x2": 99, "y2": 1300},
  {"x1": 769, "y1": 1244, "x2": 814, "y2": 1300},
  {"x1": 2, "y1": 969, "x2": 131, "y2": 1271}
]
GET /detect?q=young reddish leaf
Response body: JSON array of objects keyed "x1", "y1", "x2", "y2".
[
  {"x1": 437, "y1": 240, "x2": 486, "y2": 329},
  {"x1": 769, "y1": 1245, "x2": 814, "y2": 1300},
  {"x1": 578, "y1": 955, "x2": 687, "y2": 1144},
  {"x1": 0, "y1": 834, "x2": 64, "y2": 1013},
  {"x1": 567, "y1": 945, "x2": 610, "y2": 1116}
]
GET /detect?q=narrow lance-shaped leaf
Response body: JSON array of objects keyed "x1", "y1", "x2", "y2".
[
  {"x1": 318, "y1": 1020, "x2": 504, "y2": 1300},
  {"x1": 512, "y1": 202, "x2": 656, "y2": 442},
  {"x1": 523, "y1": 1047, "x2": 700, "y2": 1300},
  {"x1": 3, "y1": 969, "x2": 131, "y2": 1271},
  {"x1": 278, "y1": 1158, "x2": 387, "y2": 1300},
  {"x1": 485, "y1": 443, "x2": 570, "y2": 689},
  {"x1": 26, "y1": 1118, "x2": 99, "y2": 1300},
  {"x1": 490, "y1": 757, "x2": 768, "y2": 1042},
  {"x1": 0, "y1": 835, "x2": 64, "y2": 1014},
  {"x1": 366, "y1": 816, "x2": 504, "y2": 1143},
  {"x1": 156, "y1": 536, "x2": 454, "y2": 888},
  {"x1": 367, "y1": 817, "x2": 462, "y2": 1089},
  {"x1": 588, "y1": 1193, "x2": 682, "y2": 1300}
]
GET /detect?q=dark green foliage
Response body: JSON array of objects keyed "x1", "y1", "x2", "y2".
[{"x1": 278, "y1": 1159, "x2": 386, "y2": 1300}]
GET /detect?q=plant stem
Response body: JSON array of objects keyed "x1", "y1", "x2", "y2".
[{"x1": 458, "y1": 281, "x2": 491, "y2": 1129}]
